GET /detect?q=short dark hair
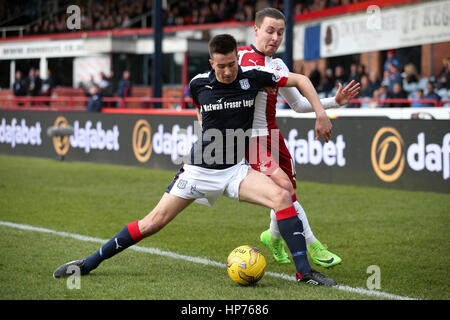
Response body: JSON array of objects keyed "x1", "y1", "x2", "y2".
[
  {"x1": 255, "y1": 7, "x2": 285, "y2": 27},
  {"x1": 208, "y1": 34, "x2": 237, "y2": 58}
]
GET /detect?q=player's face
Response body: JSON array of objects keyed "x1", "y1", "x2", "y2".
[
  {"x1": 209, "y1": 51, "x2": 239, "y2": 84},
  {"x1": 254, "y1": 17, "x2": 285, "y2": 57}
]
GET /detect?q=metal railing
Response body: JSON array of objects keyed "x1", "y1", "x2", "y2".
[{"x1": 0, "y1": 96, "x2": 448, "y2": 111}]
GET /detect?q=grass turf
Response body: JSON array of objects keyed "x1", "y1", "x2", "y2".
[{"x1": 0, "y1": 155, "x2": 449, "y2": 300}]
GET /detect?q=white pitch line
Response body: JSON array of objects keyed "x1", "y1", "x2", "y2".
[{"x1": 0, "y1": 221, "x2": 416, "y2": 300}]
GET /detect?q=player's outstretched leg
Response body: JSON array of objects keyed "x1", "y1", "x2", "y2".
[
  {"x1": 53, "y1": 220, "x2": 143, "y2": 278},
  {"x1": 53, "y1": 193, "x2": 192, "y2": 278}
]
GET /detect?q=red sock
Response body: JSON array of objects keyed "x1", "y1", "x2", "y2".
[
  {"x1": 127, "y1": 220, "x2": 143, "y2": 242},
  {"x1": 275, "y1": 205, "x2": 297, "y2": 221}
]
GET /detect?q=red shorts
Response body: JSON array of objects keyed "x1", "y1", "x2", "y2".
[{"x1": 246, "y1": 130, "x2": 297, "y2": 189}]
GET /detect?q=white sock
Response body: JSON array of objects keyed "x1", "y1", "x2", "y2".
[
  {"x1": 269, "y1": 209, "x2": 281, "y2": 238},
  {"x1": 293, "y1": 200, "x2": 316, "y2": 246},
  {"x1": 268, "y1": 201, "x2": 316, "y2": 246}
]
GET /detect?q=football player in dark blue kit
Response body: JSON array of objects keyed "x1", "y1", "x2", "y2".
[{"x1": 53, "y1": 34, "x2": 336, "y2": 286}]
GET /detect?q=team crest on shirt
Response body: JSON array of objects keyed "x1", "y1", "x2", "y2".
[
  {"x1": 239, "y1": 78, "x2": 250, "y2": 90},
  {"x1": 177, "y1": 179, "x2": 187, "y2": 189},
  {"x1": 272, "y1": 69, "x2": 282, "y2": 82}
]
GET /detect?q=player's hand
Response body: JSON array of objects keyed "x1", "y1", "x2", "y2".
[
  {"x1": 335, "y1": 80, "x2": 360, "y2": 106},
  {"x1": 315, "y1": 111, "x2": 333, "y2": 142}
]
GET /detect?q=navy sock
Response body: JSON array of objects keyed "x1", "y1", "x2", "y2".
[
  {"x1": 84, "y1": 221, "x2": 143, "y2": 272},
  {"x1": 275, "y1": 206, "x2": 311, "y2": 276}
]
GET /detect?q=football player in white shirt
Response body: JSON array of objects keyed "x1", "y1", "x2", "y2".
[{"x1": 238, "y1": 8, "x2": 360, "y2": 267}]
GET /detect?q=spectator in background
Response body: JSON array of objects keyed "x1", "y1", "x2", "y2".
[
  {"x1": 25, "y1": 68, "x2": 41, "y2": 97},
  {"x1": 199, "y1": 4, "x2": 216, "y2": 24},
  {"x1": 234, "y1": 3, "x2": 254, "y2": 22},
  {"x1": 41, "y1": 69, "x2": 55, "y2": 106},
  {"x1": 109, "y1": 71, "x2": 117, "y2": 97},
  {"x1": 165, "y1": 5, "x2": 179, "y2": 26},
  {"x1": 117, "y1": 70, "x2": 132, "y2": 98},
  {"x1": 191, "y1": 8, "x2": 200, "y2": 24},
  {"x1": 217, "y1": 2, "x2": 227, "y2": 21},
  {"x1": 99, "y1": 72, "x2": 113, "y2": 97},
  {"x1": 376, "y1": 84, "x2": 389, "y2": 108},
  {"x1": 86, "y1": 84, "x2": 103, "y2": 112},
  {"x1": 348, "y1": 63, "x2": 360, "y2": 83},
  {"x1": 13, "y1": 70, "x2": 27, "y2": 106},
  {"x1": 368, "y1": 87, "x2": 380, "y2": 108},
  {"x1": 423, "y1": 82, "x2": 441, "y2": 107},
  {"x1": 321, "y1": 68, "x2": 334, "y2": 96},
  {"x1": 117, "y1": 70, "x2": 132, "y2": 108},
  {"x1": 359, "y1": 74, "x2": 372, "y2": 98},
  {"x1": 437, "y1": 57, "x2": 450, "y2": 90},
  {"x1": 381, "y1": 69, "x2": 390, "y2": 88},
  {"x1": 384, "y1": 49, "x2": 399, "y2": 71},
  {"x1": 388, "y1": 82, "x2": 408, "y2": 108},
  {"x1": 224, "y1": 0, "x2": 238, "y2": 20},
  {"x1": 357, "y1": 63, "x2": 367, "y2": 79},
  {"x1": 387, "y1": 63, "x2": 401, "y2": 93},
  {"x1": 41, "y1": 69, "x2": 55, "y2": 97},
  {"x1": 210, "y1": 2, "x2": 221, "y2": 22},
  {"x1": 367, "y1": 71, "x2": 381, "y2": 96},
  {"x1": 308, "y1": 61, "x2": 321, "y2": 90},
  {"x1": 83, "y1": 75, "x2": 97, "y2": 95},
  {"x1": 403, "y1": 63, "x2": 419, "y2": 84},
  {"x1": 334, "y1": 65, "x2": 347, "y2": 84},
  {"x1": 13, "y1": 71, "x2": 27, "y2": 97},
  {"x1": 402, "y1": 63, "x2": 420, "y2": 94},
  {"x1": 34, "y1": 69, "x2": 42, "y2": 96},
  {"x1": 411, "y1": 89, "x2": 425, "y2": 108}
]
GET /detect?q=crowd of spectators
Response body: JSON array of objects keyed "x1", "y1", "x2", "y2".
[
  {"x1": 1, "y1": 0, "x2": 369, "y2": 35},
  {"x1": 4, "y1": 1, "x2": 449, "y2": 108},
  {"x1": 307, "y1": 52, "x2": 450, "y2": 108},
  {"x1": 14, "y1": 53, "x2": 449, "y2": 110},
  {"x1": 12, "y1": 68, "x2": 55, "y2": 98},
  {"x1": 12, "y1": 66, "x2": 134, "y2": 111}
]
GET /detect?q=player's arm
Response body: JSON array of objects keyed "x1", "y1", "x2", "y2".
[
  {"x1": 269, "y1": 58, "x2": 359, "y2": 112},
  {"x1": 196, "y1": 108, "x2": 202, "y2": 127},
  {"x1": 284, "y1": 72, "x2": 332, "y2": 142},
  {"x1": 278, "y1": 80, "x2": 361, "y2": 113}
]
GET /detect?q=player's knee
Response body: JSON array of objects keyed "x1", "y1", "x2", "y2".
[{"x1": 271, "y1": 187, "x2": 291, "y2": 211}]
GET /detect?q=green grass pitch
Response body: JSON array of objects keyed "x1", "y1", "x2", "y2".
[{"x1": 0, "y1": 155, "x2": 449, "y2": 300}]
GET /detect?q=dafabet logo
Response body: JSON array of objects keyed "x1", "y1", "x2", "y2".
[
  {"x1": 51, "y1": 116, "x2": 120, "y2": 156},
  {"x1": 132, "y1": 119, "x2": 152, "y2": 163},
  {"x1": 371, "y1": 127, "x2": 450, "y2": 182},
  {"x1": 371, "y1": 127, "x2": 405, "y2": 182},
  {"x1": 52, "y1": 116, "x2": 70, "y2": 156}
]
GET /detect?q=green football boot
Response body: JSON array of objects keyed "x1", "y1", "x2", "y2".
[
  {"x1": 260, "y1": 230, "x2": 291, "y2": 264},
  {"x1": 307, "y1": 240, "x2": 342, "y2": 268}
]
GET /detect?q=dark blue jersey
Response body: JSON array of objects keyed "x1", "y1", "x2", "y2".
[{"x1": 188, "y1": 65, "x2": 288, "y2": 169}]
